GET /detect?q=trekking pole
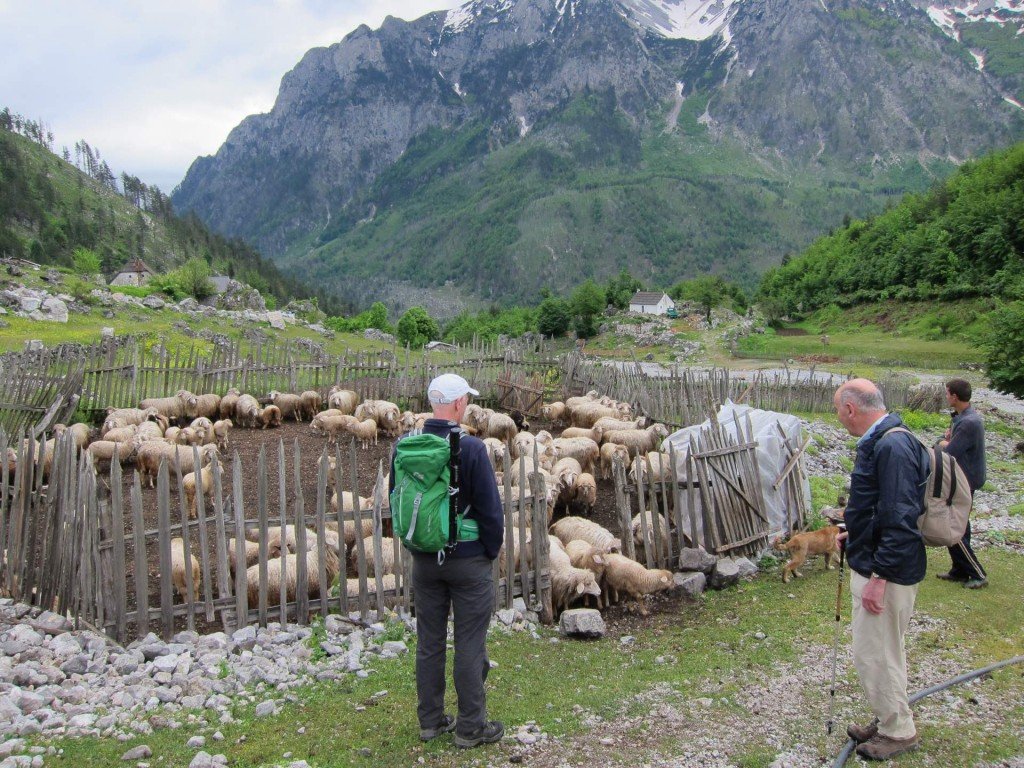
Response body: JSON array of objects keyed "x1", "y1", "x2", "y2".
[{"x1": 826, "y1": 528, "x2": 847, "y2": 735}]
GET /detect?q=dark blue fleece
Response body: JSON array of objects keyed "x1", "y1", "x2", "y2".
[{"x1": 845, "y1": 413, "x2": 928, "y2": 586}]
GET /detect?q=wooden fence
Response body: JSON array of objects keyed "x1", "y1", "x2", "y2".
[
  {"x1": 565, "y1": 354, "x2": 943, "y2": 430},
  {"x1": 0, "y1": 428, "x2": 552, "y2": 644},
  {"x1": 610, "y1": 410, "x2": 787, "y2": 566},
  {"x1": 0, "y1": 336, "x2": 562, "y2": 433}
]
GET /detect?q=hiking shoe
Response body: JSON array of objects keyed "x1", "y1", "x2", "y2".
[
  {"x1": 936, "y1": 571, "x2": 968, "y2": 582},
  {"x1": 454, "y1": 720, "x2": 504, "y2": 748},
  {"x1": 419, "y1": 714, "x2": 456, "y2": 742},
  {"x1": 963, "y1": 577, "x2": 988, "y2": 589},
  {"x1": 855, "y1": 732, "x2": 920, "y2": 760},
  {"x1": 846, "y1": 722, "x2": 879, "y2": 743}
]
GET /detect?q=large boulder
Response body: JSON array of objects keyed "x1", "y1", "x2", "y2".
[
  {"x1": 558, "y1": 608, "x2": 606, "y2": 639},
  {"x1": 142, "y1": 295, "x2": 166, "y2": 310},
  {"x1": 678, "y1": 547, "x2": 718, "y2": 574},
  {"x1": 216, "y1": 280, "x2": 265, "y2": 312},
  {"x1": 673, "y1": 571, "x2": 706, "y2": 599},
  {"x1": 266, "y1": 311, "x2": 286, "y2": 330},
  {"x1": 708, "y1": 556, "x2": 741, "y2": 590}
]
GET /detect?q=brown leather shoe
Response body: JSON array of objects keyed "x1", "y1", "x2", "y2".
[
  {"x1": 846, "y1": 722, "x2": 879, "y2": 743},
  {"x1": 855, "y1": 732, "x2": 920, "y2": 760}
]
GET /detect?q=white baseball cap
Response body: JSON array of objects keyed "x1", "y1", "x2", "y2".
[{"x1": 427, "y1": 373, "x2": 479, "y2": 404}]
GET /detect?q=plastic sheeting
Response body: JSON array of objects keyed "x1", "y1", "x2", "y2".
[{"x1": 663, "y1": 400, "x2": 810, "y2": 535}]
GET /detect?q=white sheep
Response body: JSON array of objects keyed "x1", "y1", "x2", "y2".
[
  {"x1": 559, "y1": 425, "x2": 604, "y2": 443},
  {"x1": 349, "y1": 418, "x2": 378, "y2": 449},
  {"x1": 547, "y1": 535, "x2": 602, "y2": 615},
  {"x1": 482, "y1": 437, "x2": 508, "y2": 470},
  {"x1": 631, "y1": 510, "x2": 672, "y2": 563},
  {"x1": 268, "y1": 391, "x2": 303, "y2": 421},
  {"x1": 599, "y1": 442, "x2": 630, "y2": 480},
  {"x1": 327, "y1": 387, "x2": 359, "y2": 415},
  {"x1": 312, "y1": 413, "x2": 359, "y2": 445},
  {"x1": 170, "y1": 537, "x2": 200, "y2": 602},
  {"x1": 628, "y1": 451, "x2": 673, "y2": 485},
  {"x1": 136, "y1": 442, "x2": 218, "y2": 489},
  {"x1": 234, "y1": 394, "x2": 261, "y2": 428},
  {"x1": 184, "y1": 393, "x2": 221, "y2": 421},
  {"x1": 219, "y1": 388, "x2": 242, "y2": 420},
  {"x1": 551, "y1": 436, "x2": 599, "y2": 475},
  {"x1": 540, "y1": 401, "x2": 567, "y2": 426},
  {"x1": 601, "y1": 424, "x2": 669, "y2": 459},
  {"x1": 299, "y1": 390, "x2": 323, "y2": 421},
  {"x1": 212, "y1": 419, "x2": 232, "y2": 451},
  {"x1": 602, "y1": 553, "x2": 673, "y2": 614},
  {"x1": 245, "y1": 546, "x2": 341, "y2": 606},
  {"x1": 549, "y1": 516, "x2": 621, "y2": 554},
  {"x1": 258, "y1": 405, "x2": 282, "y2": 429},
  {"x1": 182, "y1": 460, "x2": 222, "y2": 519},
  {"x1": 570, "y1": 472, "x2": 597, "y2": 517}
]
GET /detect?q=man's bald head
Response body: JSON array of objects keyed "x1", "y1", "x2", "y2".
[{"x1": 834, "y1": 378, "x2": 886, "y2": 437}]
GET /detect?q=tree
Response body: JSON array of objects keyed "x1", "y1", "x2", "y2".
[
  {"x1": 605, "y1": 268, "x2": 642, "y2": 310},
  {"x1": 176, "y1": 256, "x2": 215, "y2": 300},
  {"x1": 985, "y1": 301, "x2": 1024, "y2": 397},
  {"x1": 670, "y1": 275, "x2": 727, "y2": 322},
  {"x1": 71, "y1": 247, "x2": 101, "y2": 276},
  {"x1": 570, "y1": 280, "x2": 605, "y2": 339},
  {"x1": 536, "y1": 297, "x2": 572, "y2": 337},
  {"x1": 397, "y1": 306, "x2": 440, "y2": 348},
  {"x1": 366, "y1": 301, "x2": 391, "y2": 332}
]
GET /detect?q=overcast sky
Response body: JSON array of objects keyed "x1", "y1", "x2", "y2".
[{"x1": 0, "y1": 0, "x2": 461, "y2": 193}]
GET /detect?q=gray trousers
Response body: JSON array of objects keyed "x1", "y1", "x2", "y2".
[{"x1": 412, "y1": 554, "x2": 494, "y2": 736}]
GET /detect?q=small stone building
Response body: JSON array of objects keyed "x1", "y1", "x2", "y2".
[
  {"x1": 628, "y1": 291, "x2": 675, "y2": 315},
  {"x1": 109, "y1": 257, "x2": 155, "y2": 287}
]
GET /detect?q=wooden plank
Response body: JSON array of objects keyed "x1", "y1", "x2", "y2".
[
  {"x1": 174, "y1": 453, "x2": 196, "y2": 633},
  {"x1": 333, "y1": 445, "x2": 349, "y2": 617},
  {"x1": 277, "y1": 440, "x2": 288, "y2": 626},
  {"x1": 314, "y1": 450, "x2": 329, "y2": 619},
  {"x1": 294, "y1": 439, "x2": 309, "y2": 625},
  {"x1": 257, "y1": 445, "x2": 269, "y2": 627},
  {"x1": 210, "y1": 456, "x2": 233, "y2": 633},
  {"x1": 232, "y1": 454, "x2": 249, "y2": 633},
  {"x1": 350, "y1": 440, "x2": 369, "y2": 620},
  {"x1": 110, "y1": 454, "x2": 127, "y2": 643},
  {"x1": 156, "y1": 460, "x2": 174, "y2": 640},
  {"x1": 191, "y1": 445, "x2": 215, "y2": 623},
  {"x1": 370, "y1": 463, "x2": 386, "y2": 617}
]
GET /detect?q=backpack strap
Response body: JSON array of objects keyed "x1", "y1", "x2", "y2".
[{"x1": 446, "y1": 423, "x2": 461, "y2": 554}]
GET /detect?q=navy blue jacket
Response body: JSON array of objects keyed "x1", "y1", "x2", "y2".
[
  {"x1": 845, "y1": 413, "x2": 928, "y2": 586},
  {"x1": 390, "y1": 419, "x2": 504, "y2": 560},
  {"x1": 943, "y1": 405, "x2": 986, "y2": 493}
]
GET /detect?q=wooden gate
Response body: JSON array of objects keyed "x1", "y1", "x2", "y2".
[{"x1": 495, "y1": 368, "x2": 545, "y2": 419}]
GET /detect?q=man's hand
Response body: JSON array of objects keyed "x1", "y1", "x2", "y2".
[{"x1": 862, "y1": 577, "x2": 886, "y2": 615}]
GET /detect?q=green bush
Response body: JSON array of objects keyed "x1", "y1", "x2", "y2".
[
  {"x1": 396, "y1": 306, "x2": 439, "y2": 348},
  {"x1": 985, "y1": 300, "x2": 1024, "y2": 397},
  {"x1": 71, "y1": 247, "x2": 101, "y2": 276}
]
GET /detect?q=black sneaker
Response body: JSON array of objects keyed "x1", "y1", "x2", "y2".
[
  {"x1": 936, "y1": 571, "x2": 968, "y2": 582},
  {"x1": 419, "y1": 714, "x2": 456, "y2": 742},
  {"x1": 454, "y1": 720, "x2": 504, "y2": 748}
]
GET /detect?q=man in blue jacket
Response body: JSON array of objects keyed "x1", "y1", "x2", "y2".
[
  {"x1": 834, "y1": 378, "x2": 928, "y2": 761},
  {"x1": 391, "y1": 373, "x2": 505, "y2": 749}
]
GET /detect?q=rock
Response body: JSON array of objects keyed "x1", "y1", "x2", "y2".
[
  {"x1": 142, "y1": 295, "x2": 166, "y2": 310},
  {"x1": 19, "y1": 296, "x2": 41, "y2": 313},
  {"x1": 496, "y1": 608, "x2": 516, "y2": 626},
  {"x1": 381, "y1": 641, "x2": 407, "y2": 656},
  {"x1": 48, "y1": 633, "x2": 82, "y2": 659},
  {"x1": 216, "y1": 281, "x2": 265, "y2": 312},
  {"x1": 678, "y1": 547, "x2": 717, "y2": 574},
  {"x1": 266, "y1": 311, "x2": 286, "y2": 330},
  {"x1": 22, "y1": 340, "x2": 43, "y2": 352},
  {"x1": 362, "y1": 328, "x2": 395, "y2": 344},
  {"x1": 187, "y1": 736, "x2": 206, "y2": 748},
  {"x1": 558, "y1": 609, "x2": 606, "y2": 639},
  {"x1": 40, "y1": 296, "x2": 68, "y2": 322},
  {"x1": 324, "y1": 616, "x2": 355, "y2": 636},
  {"x1": 34, "y1": 611, "x2": 72, "y2": 633},
  {"x1": 121, "y1": 745, "x2": 152, "y2": 760},
  {"x1": 58, "y1": 655, "x2": 89, "y2": 677},
  {"x1": 177, "y1": 297, "x2": 200, "y2": 312},
  {"x1": 152, "y1": 654, "x2": 180, "y2": 674},
  {"x1": 254, "y1": 700, "x2": 277, "y2": 718},
  {"x1": 231, "y1": 626, "x2": 257, "y2": 650},
  {"x1": 188, "y1": 751, "x2": 226, "y2": 768},
  {"x1": 709, "y1": 557, "x2": 741, "y2": 590},
  {"x1": 734, "y1": 556, "x2": 758, "y2": 579},
  {"x1": 673, "y1": 571, "x2": 706, "y2": 599}
]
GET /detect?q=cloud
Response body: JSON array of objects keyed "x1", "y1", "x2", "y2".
[{"x1": 0, "y1": 0, "x2": 460, "y2": 192}]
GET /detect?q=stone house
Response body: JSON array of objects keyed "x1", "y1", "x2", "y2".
[
  {"x1": 628, "y1": 291, "x2": 675, "y2": 315},
  {"x1": 109, "y1": 257, "x2": 156, "y2": 287}
]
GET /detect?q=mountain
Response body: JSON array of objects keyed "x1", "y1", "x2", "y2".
[
  {"x1": 0, "y1": 115, "x2": 339, "y2": 312},
  {"x1": 172, "y1": 0, "x2": 1024, "y2": 312}
]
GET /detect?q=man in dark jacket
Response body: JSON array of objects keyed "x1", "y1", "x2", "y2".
[
  {"x1": 936, "y1": 378, "x2": 987, "y2": 588},
  {"x1": 391, "y1": 373, "x2": 505, "y2": 749},
  {"x1": 834, "y1": 378, "x2": 928, "y2": 761}
]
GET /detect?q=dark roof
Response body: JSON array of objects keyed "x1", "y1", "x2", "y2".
[
  {"x1": 629, "y1": 291, "x2": 670, "y2": 305},
  {"x1": 119, "y1": 257, "x2": 155, "y2": 275}
]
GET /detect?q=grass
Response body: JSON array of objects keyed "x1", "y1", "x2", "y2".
[{"x1": 37, "y1": 549, "x2": 1024, "y2": 768}]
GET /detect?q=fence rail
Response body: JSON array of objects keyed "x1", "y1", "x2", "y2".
[{"x1": 0, "y1": 428, "x2": 552, "y2": 644}]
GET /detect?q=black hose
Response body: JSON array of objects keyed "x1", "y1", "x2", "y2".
[{"x1": 831, "y1": 654, "x2": 1024, "y2": 768}]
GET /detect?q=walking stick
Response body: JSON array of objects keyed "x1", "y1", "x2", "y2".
[{"x1": 826, "y1": 531, "x2": 847, "y2": 735}]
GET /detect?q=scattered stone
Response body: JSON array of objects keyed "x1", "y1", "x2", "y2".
[
  {"x1": 254, "y1": 700, "x2": 277, "y2": 718},
  {"x1": 142, "y1": 295, "x2": 166, "y2": 310},
  {"x1": 709, "y1": 557, "x2": 741, "y2": 590},
  {"x1": 734, "y1": 556, "x2": 758, "y2": 579},
  {"x1": 678, "y1": 547, "x2": 718, "y2": 574},
  {"x1": 120, "y1": 745, "x2": 152, "y2": 760},
  {"x1": 673, "y1": 571, "x2": 706, "y2": 599},
  {"x1": 558, "y1": 609, "x2": 606, "y2": 639}
]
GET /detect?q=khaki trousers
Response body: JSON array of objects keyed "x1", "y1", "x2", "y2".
[{"x1": 850, "y1": 571, "x2": 919, "y2": 739}]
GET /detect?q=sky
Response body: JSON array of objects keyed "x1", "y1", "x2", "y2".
[{"x1": 0, "y1": 0, "x2": 462, "y2": 194}]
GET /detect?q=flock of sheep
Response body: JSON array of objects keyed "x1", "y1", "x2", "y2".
[{"x1": 6, "y1": 386, "x2": 683, "y2": 618}]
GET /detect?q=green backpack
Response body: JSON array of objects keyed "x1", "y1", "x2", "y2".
[{"x1": 391, "y1": 427, "x2": 479, "y2": 556}]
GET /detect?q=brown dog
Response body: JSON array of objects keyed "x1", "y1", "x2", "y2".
[{"x1": 774, "y1": 525, "x2": 841, "y2": 583}]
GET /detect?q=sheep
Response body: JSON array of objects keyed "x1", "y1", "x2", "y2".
[
  {"x1": 551, "y1": 436, "x2": 599, "y2": 475},
  {"x1": 354, "y1": 400, "x2": 400, "y2": 436},
  {"x1": 268, "y1": 391, "x2": 303, "y2": 422},
  {"x1": 102, "y1": 407, "x2": 160, "y2": 434},
  {"x1": 591, "y1": 416, "x2": 646, "y2": 433},
  {"x1": 541, "y1": 401, "x2": 567, "y2": 426},
  {"x1": 86, "y1": 439, "x2": 139, "y2": 469},
  {"x1": 258, "y1": 405, "x2": 282, "y2": 429},
  {"x1": 4, "y1": 447, "x2": 16, "y2": 476},
  {"x1": 136, "y1": 421, "x2": 165, "y2": 441},
  {"x1": 349, "y1": 418, "x2": 378, "y2": 449},
  {"x1": 564, "y1": 391, "x2": 600, "y2": 414},
  {"x1": 219, "y1": 388, "x2": 242, "y2": 420},
  {"x1": 327, "y1": 387, "x2": 359, "y2": 415},
  {"x1": 136, "y1": 442, "x2": 218, "y2": 488},
  {"x1": 599, "y1": 443, "x2": 630, "y2": 480},
  {"x1": 497, "y1": 527, "x2": 534, "y2": 577},
  {"x1": 628, "y1": 451, "x2": 673, "y2": 485},
  {"x1": 63, "y1": 423, "x2": 92, "y2": 450},
  {"x1": 565, "y1": 539, "x2": 608, "y2": 608},
  {"x1": 358, "y1": 534, "x2": 396, "y2": 577},
  {"x1": 570, "y1": 472, "x2": 597, "y2": 517},
  {"x1": 299, "y1": 390, "x2": 323, "y2": 421},
  {"x1": 212, "y1": 419, "x2": 233, "y2": 451},
  {"x1": 245, "y1": 546, "x2": 341, "y2": 606},
  {"x1": 140, "y1": 391, "x2": 192, "y2": 423},
  {"x1": 228, "y1": 538, "x2": 263, "y2": 576},
  {"x1": 234, "y1": 394, "x2": 261, "y2": 428},
  {"x1": 511, "y1": 431, "x2": 537, "y2": 460},
  {"x1": 483, "y1": 412, "x2": 518, "y2": 444},
  {"x1": 182, "y1": 460, "x2": 222, "y2": 518},
  {"x1": 102, "y1": 424, "x2": 138, "y2": 444},
  {"x1": 175, "y1": 426, "x2": 207, "y2": 446},
  {"x1": 550, "y1": 516, "x2": 622, "y2": 554},
  {"x1": 170, "y1": 537, "x2": 200, "y2": 602},
  {"x1": 551, "y1": 457, "x2": 582, "y2": 509},
  {"x1": 326, "y1": 517, "x2": 377, "y2": 549},
  {"x1": 264, "y1": 526, "x2": 341, "y2": 557},
  {"x1": 569, "y1": 402, "x2": 624, "y2": 428},
  {"x1": 184, "y1": 393, "x2": 221, "y2": 421},
  {"x1": 344, "y1": 573, "x2": 397, "y2": 599},
  {"x1": 602, "y1": 553, "x2": 673, "y2": 614},
  {"x1": 547, "y1": 535, "x2": 602, "y2": 615},
  {"x1": 559, "y1": 425, "x2": 604, "y2": 443},
  {"x1": 311, "y1": 413, "x2": 358, "y2": 445},
  {"x1": 631, "y1": 510, "x2": 672, "y2": 563},
  {"x1": 398, "y1": 411, "x2": 417, "y2": 434},
  {"x1": 189, "y1": 416, "x2": 214, "y2": 434},
  {"x1": 601, "y1": 424, "x2": 670, "y2": 459},
  {"x1": 163, "y1": 426, "x2": 181, "y2": 443},
  {"x1": 482, "y1": 437, "x2": 508, "y2": 470}
]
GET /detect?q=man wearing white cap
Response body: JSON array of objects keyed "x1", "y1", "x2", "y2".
[{"x1": 391, "y1": 373, "x2": 505, "y2": 748}]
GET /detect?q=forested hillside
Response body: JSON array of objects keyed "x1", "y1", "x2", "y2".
[
  {"x1": 757, "y1": 142, "x2": 1024, "y2": 318},
  {"x1": 0, "y1": 110, "x2": 340, "y2": 313}
]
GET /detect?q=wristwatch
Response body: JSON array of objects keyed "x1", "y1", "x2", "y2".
[{"x1": 869, "y1": 573, "x2": 884, "y2": 581}]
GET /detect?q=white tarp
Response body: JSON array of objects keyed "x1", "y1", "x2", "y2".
[{"x1": 663, "y1": 400, "x2": 810, "y2": 538}]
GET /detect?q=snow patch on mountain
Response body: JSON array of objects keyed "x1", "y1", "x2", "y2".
[
  {"x1": 443, "y1": 0, "x2": 516, "y2": 35},
  {"x1": 920, "y1": 1, "x2": 1024, "y2": 40},
  {"x1": 616, "y1": 0, "x2": 739, "y2": 41}
]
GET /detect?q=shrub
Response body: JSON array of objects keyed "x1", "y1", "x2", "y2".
[
  {"x1": 71, "y1": 247, "x2": 101, "y2": 276},
  {"x1": 397, "y1": 306, "x2": 440, "y2": 348},
  {"x1": 985, "y1": 300, "x2": 1024, "y2": 398}
]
